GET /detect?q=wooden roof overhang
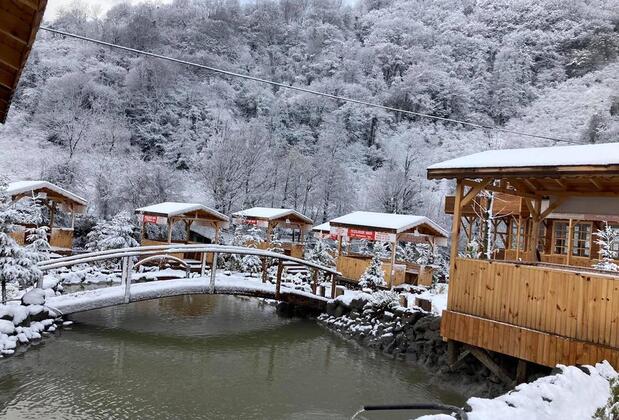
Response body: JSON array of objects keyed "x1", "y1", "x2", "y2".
[
  {"x1": 330, "y1": 219, "x2": 446, "y2": 238},
  {"x1": 428, "y1": 165, "x2": 619, "y2": 199},
  {"x1": 0, "y1": 0, "x2": 48, "y2": 123}
]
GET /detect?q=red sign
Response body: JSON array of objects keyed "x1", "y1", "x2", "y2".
[
  {"x1": 143, "y1": 214, "x2": 159, "y2": 224},
  {"x1": 348, "y1": 229, "x2": 376, "y2": 240}
]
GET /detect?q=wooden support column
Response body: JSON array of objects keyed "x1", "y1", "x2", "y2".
[
  {"x1": 261, "y1": 257, "x2": 268, "y2": 283},
  {"x1": 516, "y1": 359, "x2": 528, "y2": 384},
  {"x1": 200, "y1": 252, "x2": 207, "y2": 276},
  {"x1": 214, "y1": 224, "x2": 221, "y2": 244},
  {"x1": 449, "y1": 179, "x2": 465, "y2": 274},
  {"x1": 330, "y1": 274, "x2": 336, "y2": 299},
  {"x1": 166, "y1": 217, "x2": 173, "y2": 244},
  {"x1": 515, "y1": 215, "x2": 522, "y2": 260},
  {"x1": 389, "y1": 237, "x2": 397, "y2": 289},
  {"x1": 468, "y1": 345, "x2": 514, "y2": 386},
  {"x1": 275, "y1": 260, "x2": 283, "y2": 299},
  {"x1": 311, "y1": 269, "x2": 318, "y2": 294},
  {"x1": 527, "y1": 199, "x2": 542, "y2": 262},
  {"x1": 566, "y1": 218, "x2": 574, "y2": 266},
  {"x1": 185, "y1": 219, "x2": 192, "y2": 242}
]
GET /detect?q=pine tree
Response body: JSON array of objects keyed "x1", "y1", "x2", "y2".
[
  {"x1": 306, "y1": 238, "x2": 334, "y2": 268},
  {"x1": 0, "y1": 180, "x2": 47, "y2": 302},
  {"x1": 359, "y1": 242, "x2": 386, "y2": 291},
  {"x1": 593, "y1": 222, "x2": 619, "y2": 272},
  {"x1": 241, "y1": 254, "x2": 262, "y2": 277},
  {"x1": 86, "y1": 211, "x2": 139, "y2": 252}
]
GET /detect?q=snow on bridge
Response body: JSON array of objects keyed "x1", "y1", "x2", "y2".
[
  {"x1": 46, "y1": 273, "x2": 329, "y2": 315},
  {"x1": 39, "y1": 244, "x2": 339, "y2": 316}
]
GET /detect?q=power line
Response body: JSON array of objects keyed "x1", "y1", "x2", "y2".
[{"x1": 40, "y1": 26, "x2": 576, "y2": 144}]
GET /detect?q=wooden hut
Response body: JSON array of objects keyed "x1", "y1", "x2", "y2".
[
  {"x1": 312, "y1": 222, "x2": 333, "y2": 239},
  {"x1": 7, "y1": 180, "x2": 88, "y2": 253},
  {"x1": 231, "y1": 207, "x2": 313, "y2": 258},
  {"x1": 329, "y1": 211, "x2": 448, "y2": 287},
  {"x1": 428, "y1": 142, "x2": 619, "y2": 374},
  {"x1": 0, "y1": 0, "x2": 47, "y2": 123},
  {"x1": 135, "y1": 202, "x2": 229, "y2": 263}
]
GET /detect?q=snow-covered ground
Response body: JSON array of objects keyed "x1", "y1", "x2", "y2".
[{"x1": 420, "y1": 362, "x2": 618, "y2": 420}]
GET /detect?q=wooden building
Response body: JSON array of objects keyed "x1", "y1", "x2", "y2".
[
  {"x1": 312, "y1": 222, "x2": 334, "y2": 240},
  {"x1": 0, "y1": 0, "x2": 47, "y2": 123},
  {"x1": 231, "y1": 207, "x2": 313, "y2": 259},
  {"x1": 7, "y1": 180, "x2": 87, "y2": 253},
  {"x1": 135, "y1": 202, "x2": 229, "y2": 262},
  {"x1": 428, "y1": 142, "x2": 619, "y2": 373},
  {"x1": 329, "y1": 211, "x2": 448, "y2": 287}
]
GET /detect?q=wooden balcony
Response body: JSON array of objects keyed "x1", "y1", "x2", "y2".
[{"x1": 441, "y1": 257, "x2": 619, "y2": 368}]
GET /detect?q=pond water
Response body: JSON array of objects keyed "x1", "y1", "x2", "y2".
[{"x1": 0, "y1": 295, "x2": 465, "y2": 419}]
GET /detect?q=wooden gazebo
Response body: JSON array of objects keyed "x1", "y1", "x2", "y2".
[
  {"x1": 329, "y1": 211, "x2": 448, "y2": 287},
  {"x1": 231, "y1": 207, "x2": 313, "y2": 258},
  {"x1": 7, "y1": 180, "x2": 88, "y2": 253},
  {"x1": 0, "y1": 0, "x2": 47, "y2": 123},
  {"x1": 312, "y1": 222, "x2": 333, "y2": 239},
  {"x1": 428, "y1": 142, "x2": 619, "y2": 377},
  {"x1": 135, "y1": 202, "x2": 229, "y2": 262}
]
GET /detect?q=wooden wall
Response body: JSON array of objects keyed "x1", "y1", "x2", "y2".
[
  {"x1": 442, "y1": 310, "x2": 619, "y2": 368},
  {"x1": 336, "y1": 255, "x2": 406, "y2": 286},
  {"x1": 447, "y1": 258, "x2": 619, "y2": 352},
  {"x1": 50, "y1": 228, "x2": 73, "y2": 250}
]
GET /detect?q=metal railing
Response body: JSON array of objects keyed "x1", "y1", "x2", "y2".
[{"x1": 35, "y1": 244, "x2": 341, "y2": 304}]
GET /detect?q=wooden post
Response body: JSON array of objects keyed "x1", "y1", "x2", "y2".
[
  {"x1": 528, "y1": 199, "x2": 541, "y2": 262},
  {"x1": 330, "y1": 274, "x2": 336, "y2": 299},
  {"x1": 515, "y1": 215, "x2": 522, "y2": 260},
  {"x1": 200, "y1": 252, "x2": 207, "y2": 276},
  {"x1": 275, "y1": 260, "x2": 283, "y2": 299},
  {"x1": 121, "y1": 256, "x2": 133, "y2": 304},
  {"x1": 70, "y1": 208, "x2": 75, "y2": 229},
  {"x1": 566, "y1": 218, "x2": 574, "y2": 266},
  {"x1": 166, "y1": 217, "x2": 173, "y2": 244},
  {"x1": 261, "y1": 257, "x2": 268, "y2": 283},
  {"x1": 210, "y1": 252, "x2": 218, "y2": 293},
  {"x1": 516, "y1": 359, "x2": 528, "y2": 384},
  {"x1": 311, "y1": 269, "x2": 318, "y2": 294},
  {"x1": 214, "y1": 224, "x2": 221, "y2": 244},
  {"x1": 1, "y1": 277, "x2": 6, "y2": 304},
  {"x1": 139, "y1": 216, "x2": 145, "y2": 245},
  {"x1": 388, "y1": 237, "x2": 397, "y2": 289},
  {"x1": 185, "y1": 219, "x2": 192, "y2": 243},
  {"x1": 449, "y1": 180, "x2": 465, "y2": 274}
]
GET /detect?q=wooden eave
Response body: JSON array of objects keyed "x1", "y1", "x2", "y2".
[
  {"x1": 140, "y1": 209, "x2": 228, "y2": 223},
  {"x1": 427, "y1": 164, "x2": 619, "y2": 181},
  {"x1": 0, "y1": 0, "x2": 47, "y2": 123}
]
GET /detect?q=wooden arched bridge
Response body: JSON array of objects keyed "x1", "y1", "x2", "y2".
[{"x1": 38, "y1": 244, "x2": 341, "y2": 316}]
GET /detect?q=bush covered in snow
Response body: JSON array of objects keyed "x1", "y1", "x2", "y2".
[
  {"x1": 358, "y1": 243, "x2": 386, "y2": 291},
  {"x1": 86, "y1": 211, "x2": 139, "y2": 257}
]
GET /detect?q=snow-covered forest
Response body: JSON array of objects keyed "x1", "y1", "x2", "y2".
[{"x1": 1, "y1": 0, "x2": 618, "y2": 224}]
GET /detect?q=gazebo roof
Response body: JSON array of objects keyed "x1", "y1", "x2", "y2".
[
  {"x1": 330, "y1": 211, "x2": 448, "y2": 237},
  {"x1": 427, "y1": 142, "x2": 619, "y2": 179},
  {"x1": 7, "y1": 180, "x2": 87, "y2": 212},
  {"x1": 135, "y1": 202, "x2": 229, "y2": 223},
  {"x1": 0, "y1": 0, "x2": 47, "y2": 123},
  {"x1": 232, "y1": 207, "x2": 313, "y2": 225},
  {"x1": 312, "y1": 222, "x2": 331, "y2": 232}
]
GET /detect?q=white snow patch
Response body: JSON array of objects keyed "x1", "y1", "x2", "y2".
[{"x1": 21, "y1": 288, "x2": 46, "y2": 305}]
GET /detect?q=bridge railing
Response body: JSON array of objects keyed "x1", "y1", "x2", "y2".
[{"x1": 37, "y1": 244, "x2": 341, "y2": 303}]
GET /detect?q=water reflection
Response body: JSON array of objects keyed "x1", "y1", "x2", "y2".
[{"x1": 0, "y1": 295, "x2": 465, "y2": 419}]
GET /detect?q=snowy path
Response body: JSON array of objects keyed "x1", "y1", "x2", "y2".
[{"x1": 46, "y1": 273, "x2": 329, "y2": 315}]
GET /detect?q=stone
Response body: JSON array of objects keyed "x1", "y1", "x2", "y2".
[
  {"x1": 0, "y1": 319, "x2": 15, "y2": 334},
  {"x1": 21, "y1": 289, "x2": 46, "y2": 306}
]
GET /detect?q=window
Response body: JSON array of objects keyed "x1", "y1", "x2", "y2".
[
  {"x1": 553, "y1": 221, "x2": 569, "y2": 255},
  {"x1": 572, "y1": 223, "x2": 591, "y2": 257}
]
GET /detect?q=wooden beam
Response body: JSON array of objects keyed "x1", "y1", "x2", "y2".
[
  {"x1": 566, "y1": 218, "x2": 574, "y2": 266},
  {"x1": 539, "y1": 197, "x2": 567, "y2": 220},
  {"x1": 449, "y1": 180, "x2": 464, "y2": 274},
  {"x1": 528, "y1": 199, "x2": 541, "y2": 262},
  {"x1": 516, "y1": 359, "x2": 528, "y2": 384},
  {"x1": 461, "y1": 178, "x2": 493, "y2": 208},
  {"x1": 467, "y1": 345, "x2": 514, "y2": 386},
  {"x1": 463, "y1": 179, "x2": 536, "y2": 199},
  {"x1": 275, "y1": 260, "x2": 283, "y2": 299}
]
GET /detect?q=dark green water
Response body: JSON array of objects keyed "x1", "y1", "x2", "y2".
[{"x1": 0, "y1": 295, "x2": 465, "y2": 419}]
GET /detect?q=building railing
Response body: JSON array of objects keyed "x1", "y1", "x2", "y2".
[{"x1": 448, "y1": 257, "x2": 619, "y2": 349}]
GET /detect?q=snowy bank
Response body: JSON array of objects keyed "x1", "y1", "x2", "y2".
[{"x1": 420, "y1": 362, "x2": 618, "y2": 420}]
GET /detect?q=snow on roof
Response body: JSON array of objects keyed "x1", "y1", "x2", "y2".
[
  {"x1": 428, "y1": 142, "x2": 619, "y2": 171},
  {"x1": 6, "y1": 180, "x2": 87, "y2": 206},
  {"x1": 232, "y1": 207, "x2": 313, "y2": 224},
  {"x1": 135, "y1": 202, "x2": 229, "y2": 221},
  {"x1": 312, "y1": 222, "x2": 330, "y2": 232},
  {"x1": 330, "y1": 211, "x2": 448, "y2": 236}
]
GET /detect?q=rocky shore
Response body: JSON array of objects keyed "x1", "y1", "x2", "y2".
[
  {"x1": 318, "y1": 292, "x2": 511, "y2": 398},
  {"x1": 0, "y1": 289, "x2": 68, "y2": 357}
]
